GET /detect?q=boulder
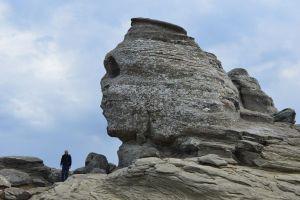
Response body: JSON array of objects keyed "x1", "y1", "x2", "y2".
[
  {"x1": 228, "y1": 68, "x2": 277, "y2": 115},
  {"x1": 273, "y1": 108, "x2": 296, "y2": 124},
  {"x1": 0, "y1": 156, "x2": 52, "y2": 185},
  {"x1": 74, "y1": 153, "x2": 110, "y2": 174},
  {"x1": 85, "y1": 153, "x2": 109, "y2": 171},
  {"x1": 0, "y1": 175, "x2": 11, "y2": 189},
  {"x1": 198, "y1": 154, "x2": 228, "y2": 167},
  {"x1": 4, "y1": 187, "x2": 31, "y2": 200},
  {"x1": 0, "y1": 169, "x2": 31, "y2": 187}
]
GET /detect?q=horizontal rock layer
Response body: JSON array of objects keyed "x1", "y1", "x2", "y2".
[{"x1": 31, "y1": 157, "x2": 300, "y2": 200}]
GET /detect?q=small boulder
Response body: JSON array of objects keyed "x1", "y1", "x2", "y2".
[
  {"x1": 0, "y1": 169, "x2": 31, "y2": 187},
  {"x1": 74, "y1": 153, "x2": 110, "y2": 174},
  {"x1": 4, "y1": 187, "x2": 31, "y2": 200},
  {"x1": 198, "y1": 154, "x2": 228, "y2": 167},
  {"x1": 0, "y1": 175, "x2": 11, "y2": 189},
  {"x1": 273, "y1": 108, "x2": 296, "y2": 124},
  {"x1": 85, "y1": 153, "x2": 109, "y2": 171}
]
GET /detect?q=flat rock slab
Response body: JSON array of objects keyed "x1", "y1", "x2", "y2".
[
  {"x1": 31, "y1": 157, "x2": 300, "y2": 200},
  {"x1": 4, "y1": 187, "x2": 31, "y2": 200},
  {"x1": 198, "y1": 154, "x2": 228, "y2": 167},
  {"x1": 0, "y1": 169, "x2": 31, "y2": 187}
]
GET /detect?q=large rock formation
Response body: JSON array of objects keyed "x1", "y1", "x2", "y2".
[
  {"x1": 101, "y1": 17, "x2": 241, "y2": 167},
  {"x1": 101, "y1": 18, "x2": 299, "y2": 171},
  {"x1": 31, "y1": 18, "x2": 299, "y2": 199}
]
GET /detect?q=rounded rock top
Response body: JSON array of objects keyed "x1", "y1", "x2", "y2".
[{"x1": 131, "y1": 17, "x2": 187, "y2": 35}]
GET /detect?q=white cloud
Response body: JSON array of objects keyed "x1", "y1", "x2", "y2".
[{"x1": 7, "y1": 98, "x2": 53, "y2": 127}]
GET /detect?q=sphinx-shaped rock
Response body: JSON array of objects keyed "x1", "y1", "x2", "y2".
[
  {"x1": 101, "y1": 18, "x2": 240, "y2": 166},
  {"x1": 101, "y1": 18, "x2": 300, "y2": 171}
]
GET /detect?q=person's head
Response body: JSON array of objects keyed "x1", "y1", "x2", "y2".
[{"x1": 64, "y1": 150, "x2": 68, "y2": 155}]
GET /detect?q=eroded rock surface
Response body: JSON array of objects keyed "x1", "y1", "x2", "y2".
[
  {"x1": 101, "y1": 17, "x2": 241, "y2": 167},
  {"x1": 0, "y1": 156, "x2": 56, "y2": 187},
  {"x1": 31, "y1": 157, "x2": 300, "y2": 200},
  {"x1": 32, "y1": 17, "x2": 300, "y2": 199},
  {"x1": 100, "y1": 18, "x2": 299, "y2": 172}
]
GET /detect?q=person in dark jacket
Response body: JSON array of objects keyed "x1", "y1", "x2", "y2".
[{"x1": 60, "y1": 150, "x2": 72, "y2": 181}]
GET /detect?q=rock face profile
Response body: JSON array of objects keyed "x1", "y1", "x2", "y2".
[
  {"x1": 101, "y1": 17, "x2": 241, "y2": 167},
  {"x1": 31, "y1": 18, "x2": 299, "y2": 199}
]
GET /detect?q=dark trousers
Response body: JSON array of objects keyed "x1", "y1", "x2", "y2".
[{"x1": 61, "y1": 166, "x2": 70, "y2": 181}]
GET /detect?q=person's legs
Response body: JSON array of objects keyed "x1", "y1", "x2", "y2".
[
  {"x1": 65, "y1": 167, "x2": 69, "y2": 180},
  {"x1": 61, "y1": 166, "x2": 69, "y2": 181},
  {"x1": 61, "y1": 166, "x2": 65, "y2": 181}
]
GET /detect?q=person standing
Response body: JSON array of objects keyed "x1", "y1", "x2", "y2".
[{"x1": 60, "y1": 150, "x2": 72, "y2": 181}]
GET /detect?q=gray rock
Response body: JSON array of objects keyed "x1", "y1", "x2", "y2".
[
  {"x1": 118, "y1": 142, "x2": 160, "y2": 167},
  {"x1": 228, "y1": 68, "x2": 277, "y2": 115},
  {"x1": 0, "y1": 175, "x2": 11, "y2": 189},
  {"x1": 85, "y1": 153, "x2": 109, "y2": 172},
  {"x1": 74, "y1": 153, "x2": 110, "y2": 174},
  {"x1": 101, "y1": 18, "x2": 241, "y2": 166},
  {"x1": 4, "y1": 187, "x2": 31, "y2": 200},
  {"x1": 0, "y1": 169, "x2": 31, "y2": 187},
  {"x1": 198, "y1": 154, "x2": 228, "y2": 167},
  {"x1": 273, "y1": 108, "x2": 296, "y2": 124},
  {"x1": 0, "y1": 156, "x2": 52, "y2": 185},
  {"x1": 89, "y1": 168, "x2": 107, "y2": 174},
  {"x1": 73, "y1": 167, "x2": 87, "y2": 174},
  {"x1": 31, "y1": 157, "x2": 300, "y2": 200}
]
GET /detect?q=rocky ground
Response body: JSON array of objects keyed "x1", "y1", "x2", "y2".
[{"x1": 31, "y1": 157, "x2": 300, "y2": 200}]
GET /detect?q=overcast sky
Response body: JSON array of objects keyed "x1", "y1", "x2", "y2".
[{"x1": 0, "y1": 0, "x2": 299, "y2": 169}]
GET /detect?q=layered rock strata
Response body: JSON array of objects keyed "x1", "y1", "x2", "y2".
[{"x1": 101, "y1": 18, "x2": 299, "y2": 173}]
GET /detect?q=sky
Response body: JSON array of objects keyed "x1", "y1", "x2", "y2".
[{"x1": 0, "y1": 0, "x2": 299, "y2": 169}]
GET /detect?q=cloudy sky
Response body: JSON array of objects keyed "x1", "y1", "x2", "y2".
[{"x1": 0, "y1": 0, "x2": 299, "y2": 169}]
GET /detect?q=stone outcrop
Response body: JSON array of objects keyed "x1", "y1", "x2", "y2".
[
  {"x1": 0, "y1": 157, "x2": 61, "y2": 200},
  {"x1": 101, "y1": 17, "x2": 241, "y2": 167},
  {"x1": 273, "y1": 108, "x2": 296, "y2": 124},
  {"x1": 100, "y1": 18, "x2": 299, "y2": 172},
  {"x1": 74, "y1": 153, "x2": 109, "y2": 174},
  {"x1": 31, "y1": 17, "x2": 300, "y2": 199},
  {"x1": 0, "y1": 156, "x2": 57, "y2": 187},
  {"x1": 228, "y1": 68, "x2": 277, "y2": 115},
  {"x1": 31, "y1": 157, "x2": 300, "y2": 200}
]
